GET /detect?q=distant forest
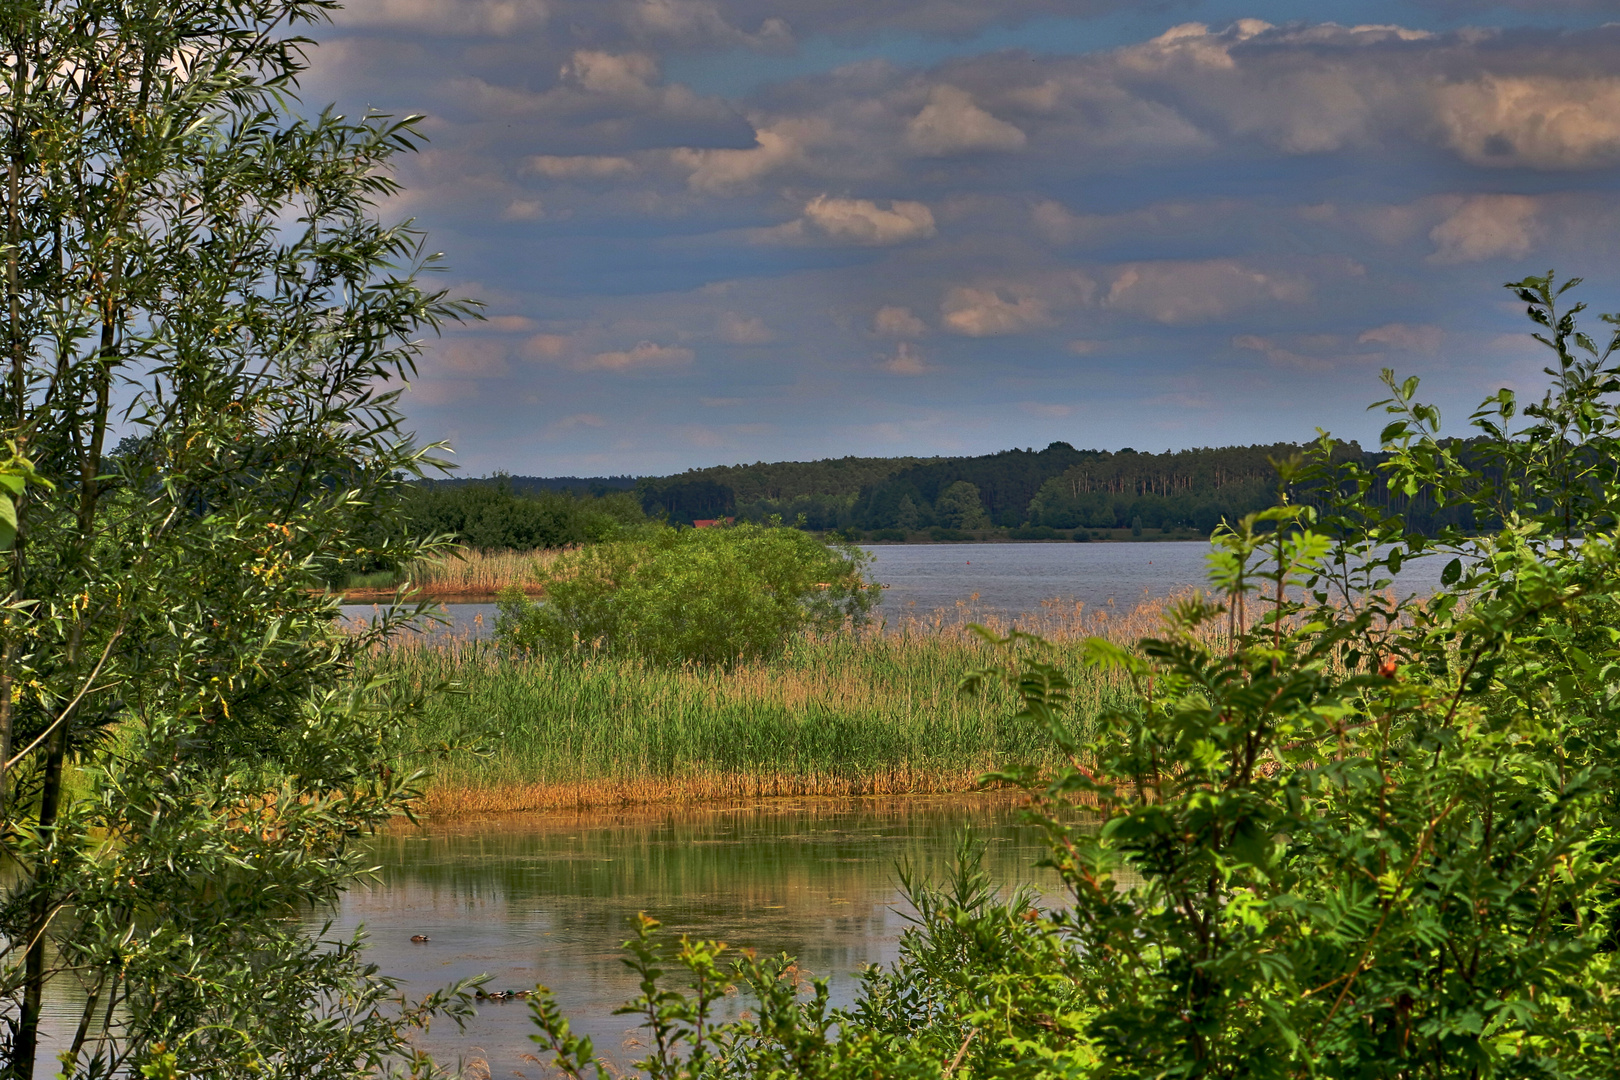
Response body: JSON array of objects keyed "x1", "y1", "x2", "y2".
[{"x1": 408, "y1": 439, "x2": 1474, "y2": 548}]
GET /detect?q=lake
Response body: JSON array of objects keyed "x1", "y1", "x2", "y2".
[
  {"x1": 341, "y1": 796, "x2": 1055, "y2": 1075},
  {"x1": 343, "y1": 539, "x2": 1454, "y2": 640}
]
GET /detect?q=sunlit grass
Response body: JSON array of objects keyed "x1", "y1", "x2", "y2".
[
  {"x1": 360, "y1": 593, "x2": 1205, "y2": 816},
  {"x1": 340, "y1": 546, "x2": 566, "y2": 598}
]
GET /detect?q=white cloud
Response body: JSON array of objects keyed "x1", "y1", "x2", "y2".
[
  {"x1": 879, "y1": 342, "x2": 931, "y2": 375},
  {"x1": 1358, "y1": 323, "x2": 1444, "y2": 352},
  {"x1": 436, "y1": 339, "x2": 511, "y2": 377},
  {"x1": 940, "y1": 286, "x2": 1052, "y2": 337},
  {"x1": 717, "y1": 311, "x2": 774, "y2": 344},
  {"x1": 905, "y1": 85, "x2": 1027, "y2": 156},
  {"x1": 873, "y1": 306, "x2": 926, "y2": 336},
  {"x1": 1435, "y1": 76, "x2": 1620, "y2": 169},
  {"x1": 502, "y1": 198, "x2": 543, "y2": 220},
  {"x1": 673, "y1": 122, "x2": 812, "y2": 193},
  {"x1": 1106, "y1": 260, "x2": 1311, "y2": 324},
  {"x1": 800, "y1": 195, "x2": 935, "y2": 245},
  {"x1": 1232, "y1": 334, "x2": 1331, "y2": 372},
  {"x1": 627, "y1": 0, "x2": 793, "y2": 50},
  {"x1": 1020, "y1": 402, "x2": 1073, "y2": 418},
  {"x1": 1066, "y1": 339, "x2": 1103, "y2": 355},
  {"x1": 484, "y1": 315, "x2": 539, "y2": 331},
  {"x1": 526, "y1": 154, "x2": 636, "y2": 179},
  {"x1": 583, "y1": 341, "x2": 695, "y2": 371},
  {"x1": 524, "y1": 333, "x2": 572, "y2": 359},
  {"x1": 1428, "y1": 195, "x2": 1539, "y2": 263},
  {"x1": 559, "y1": 50, "x2": 661, "y2": 96},
  {"x1": 333, "y1": 0, "x2": 551, "y2": 35}
]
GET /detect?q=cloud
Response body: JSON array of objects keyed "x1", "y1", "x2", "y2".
[
  {"x1": 1435, "y1": 76, "x2": 1620, "y2": 169},
  {"x1": 583, "y1": 341, "x2": 695, "y2": 370},
  {"x1": 502, "y1": 198, "x2": 544, "y2": 220},
  {"x1": 873, "y1": 306, "x2": 927, "y2": 336},
  {"x1": 940, "y1": 286, "x2": 1052, "y2": 336},
  {"x1": 1066, "y1": 339, "x2": 1103, "y2": 355},
  {"x1": 436, "y1": 339, "x2": 510, "y2": 377},
  {"x1": 673, "y1": 122, "x2": 813, "y2": 193},
  {"x1": 717, "y1": 311, "x2": 775, "y2": 344},
  {"x1": 1428, "y1": 195, "x2": 1539, "y2": 263},
  {"x1": 524, "y1": 333, "x2": 572, "y2": 359},
  {"x1": 483, "y1": 315, "x2": 539, "y2": 331},
  {"x1": 555, "y1": 412, "x2": 608, "y2": 429},
  {"x1": 905, "y1": 85, "x2": 1027, "y2": 156},
  {"x1": 879, "y1": 342, "x2": 931, "y2": 375},
  {"x1": 1020, "y1": 402, "x2": 1073, "y2": 418},
  {"x1": 526, "y1": 154, "x2": 637, "y2": 179},
  {"x1": 796, "y1": 195, "x2": 936, "y2": 245},
  {"x1": 1358, "y1": 323, "x2": 1444, "y2": 352},
  {"x1": 1106, "y1": 260, "x2": 1311, "y2": 324},
  {"x1": 333, "y1": 0, "x2": 551, "y2": 35},
  {"x1": 625, "y1": 0, "x2": 793, "y2": 50},
  {"x1": 1232, "y1": 334, "x2": 1331, "y2": 372}
]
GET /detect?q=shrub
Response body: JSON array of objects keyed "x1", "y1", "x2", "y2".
[{"x1": 495, "y1": 522, "x2": 879, "y2": 666}]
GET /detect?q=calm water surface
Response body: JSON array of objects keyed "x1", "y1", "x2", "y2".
[
  {"x1": 340, "y1": 797, "x2": 1055, "y2": 1075},
  {"x1": 344, "y1": 539, "x2": 1452, "y2": 640}
]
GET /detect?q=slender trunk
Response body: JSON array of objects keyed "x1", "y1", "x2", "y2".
[
  {"x1": 0, "y1": 30, "x2": 22, "y2": 814},
  {"x1": 12, "y1": 627, "x2": 79, "y2": 1080}
]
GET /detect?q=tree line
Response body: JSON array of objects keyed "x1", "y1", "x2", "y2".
[{"x1": 444, "y1": 438, "x2": 1476, "y2": 545}]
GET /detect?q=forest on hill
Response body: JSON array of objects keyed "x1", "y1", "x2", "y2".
[{"x1": 409, "y1": 438, "x2": 1474, "y2": 548}]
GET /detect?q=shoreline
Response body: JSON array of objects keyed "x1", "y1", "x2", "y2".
[{"x1": 411, "y1": 767, "x2": 1020, "y2": 818}]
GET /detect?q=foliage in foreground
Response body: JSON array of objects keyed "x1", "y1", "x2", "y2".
[
  {"x1": 496, "y1": 522, "x2": 881, "y2": 666},
  {"x1": 0, "y1": 4, "x2": 477, "y2": 1078},
  {"x1": 524, "y1": 274, "x2": 1620, "y2": 1078}
]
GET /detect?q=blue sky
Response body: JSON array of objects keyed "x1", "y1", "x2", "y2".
[{"x1": 304, "y1": 0, "x2": 1620, "y2": 476}]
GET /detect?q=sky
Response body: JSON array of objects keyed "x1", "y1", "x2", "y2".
[{"x1": 300, "y1": 0, "x2": 1620, "y2": 477}]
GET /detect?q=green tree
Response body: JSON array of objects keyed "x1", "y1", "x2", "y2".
[
  {"x1": 496, "y1": 523, "x2": 879, "y2": 667},
  {"x1": 936, "y1": 480, "x2": 990, "y2": 530},
  {"x1": 0, "y1": 3, "x2": 475, "y2": 1076}
]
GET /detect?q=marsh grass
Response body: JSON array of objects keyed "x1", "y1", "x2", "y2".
[
  {"x1": 362, "y1": 591, "x2": 1221, "y2": 816},
  {"x1": 341, "y1": 546, "x2": 566, "y2": 600}
]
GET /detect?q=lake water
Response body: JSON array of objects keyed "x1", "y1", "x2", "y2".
[
  {"x1": 343, "y1": 539, "x2": 1453, "y2": 640},
  {"x1": 339, "y1": 796, "x2": 1055, "y2": 1075}
]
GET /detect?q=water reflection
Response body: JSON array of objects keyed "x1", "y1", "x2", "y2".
[{"x1": 339, "y1": 796, "x2": 1058, "y2": 1075}]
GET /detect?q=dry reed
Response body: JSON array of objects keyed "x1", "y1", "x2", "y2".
[{"x1": 342, "y1": 546, "x2": 566, "y2": 601}]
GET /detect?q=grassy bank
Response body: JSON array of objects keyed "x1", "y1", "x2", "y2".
[{"x1": 363, "y1": 597, "x2": 1184, "y2": 816}]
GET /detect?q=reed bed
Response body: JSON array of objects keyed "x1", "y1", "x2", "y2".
[
  {"x1": 360, "y1": 591, "x2": 1207, "y2": 817},
  {"x1": 342, "y1": 546, "x2": 566, "y2": 600},
  {"x1": 361, "y1": 583, "x2": 1420, "y2": 817}
]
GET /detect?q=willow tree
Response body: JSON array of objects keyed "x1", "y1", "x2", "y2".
[{"x1": 0, "y1": 3, "x2": 472, "y2": 1077}]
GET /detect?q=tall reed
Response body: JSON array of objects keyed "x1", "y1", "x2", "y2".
[
  {"x1": 342, "y1": 546, "x2": 565, "y2": 598},
  {"x1": 359, "y1": 593, "x2": 1197, "y2": 816}
]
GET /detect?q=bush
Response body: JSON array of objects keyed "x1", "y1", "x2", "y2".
[
  {"x1": 930, "y1": 526, "x2": 969, "y2": 541},
  {"x1": 495, "y1": 523, "x2": 879, "y2": 666},
  {"x1": 868, "y1": 527, "x2": 907, "y2": 542}
]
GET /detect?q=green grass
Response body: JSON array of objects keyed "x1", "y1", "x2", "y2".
[{"x1": 363, "y1": 624, "x2": 1136, "y2": 815}]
